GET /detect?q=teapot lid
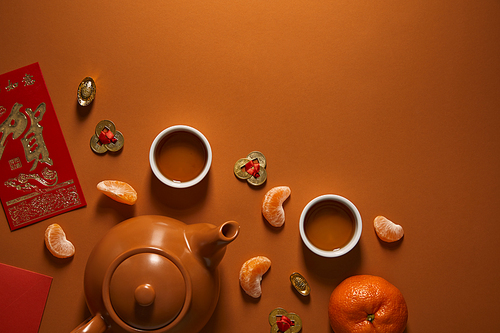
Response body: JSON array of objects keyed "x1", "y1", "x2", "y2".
[{"x1": 109, "y1": 252, "x2": 186, "y2": 330}]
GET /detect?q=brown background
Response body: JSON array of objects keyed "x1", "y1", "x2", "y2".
[{"x1": 1, "y1": 0, "x2": 500, "y2": 332}]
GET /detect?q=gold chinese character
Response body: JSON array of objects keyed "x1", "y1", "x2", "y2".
[
  {"x1": 5, "y1": 80, "x2": 18, "y2": 91},
  {"x1": 0, "y1": 103, "x2": 52, "y2": 172},
  {"x1": 22, "y1": 74, "x2": 35, "y2": 86},
  {"x1": 8, "y1": 157, "x2": 22, "y2": 171},
  {"x1": 0, "y1": 103, "x2": 28, "y2": 160},
  {"x1": 22, "y1": 103, "x2": 53, "y2": 171}
]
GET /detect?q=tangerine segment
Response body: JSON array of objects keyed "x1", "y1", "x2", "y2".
[
  {"x1": 45, "y1": 223, "x2": 75, "y2": 258},
  {"x1": 97, "y1": 180, "x2": 137, "y2": 205},
  {"x1": 239, "y1": 256, "x2": 271, "y2": 298},
  {"x1": 374, "y1": 216, "x2": 404, "y2": 242},
  {"x1": 262, "y1": 186, "x2": 291, "y2": 227},
  {"x1": 329, "y1": 275, "x2": 408, "y2": 333}
]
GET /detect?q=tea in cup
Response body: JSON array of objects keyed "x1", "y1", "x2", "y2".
[
  {"x1": 299, "y1": 194, "x2": 362, "y2": 257},
  {"x1": 149, "y1": 125, "x2": 212, "y2": 188}
]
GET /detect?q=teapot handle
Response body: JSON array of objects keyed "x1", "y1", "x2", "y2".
[{"x1": 70, "y1": 314, "x2": 107, "y2": 333}]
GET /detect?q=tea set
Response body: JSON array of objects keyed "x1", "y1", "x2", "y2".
[{"x1": 74, "y1": 79, "x2": 363, "y2": 333}]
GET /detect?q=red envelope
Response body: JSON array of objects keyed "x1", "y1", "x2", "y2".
[
  {"x1": 0, "y1": 263, "x2": 53, "y2": 333},
  {"x1": 0, "y1": 63, "x2": 86, "y2": 230}
]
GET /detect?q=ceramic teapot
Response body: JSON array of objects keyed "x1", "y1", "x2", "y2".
[{"x1": 71, "y1": 215, "x2": 240, "y2": 333}]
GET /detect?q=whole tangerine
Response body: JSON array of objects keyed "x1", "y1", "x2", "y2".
[{"x1": 328, "y1": 275, "x2": 408, "y2": 333}]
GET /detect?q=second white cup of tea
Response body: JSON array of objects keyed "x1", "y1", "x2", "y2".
[{"x1": 299, "y1": 194, "x2": 362, "y2": 258}]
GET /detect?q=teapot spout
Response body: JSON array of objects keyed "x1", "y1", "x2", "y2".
[{"x1": 186, "y1": 221, "x2": 240, "y2": 269}]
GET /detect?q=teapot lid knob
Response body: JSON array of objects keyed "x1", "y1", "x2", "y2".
[{"x1": 135, "y1": 284, "x2": 155, "y2": 306}]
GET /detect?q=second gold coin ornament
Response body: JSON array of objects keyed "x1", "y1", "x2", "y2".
[{"x1": 233, "y1": 151, "x2": 267, "y2": 186}]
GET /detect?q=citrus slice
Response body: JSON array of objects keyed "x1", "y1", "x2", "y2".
[
  {"x1": 45, "y1": 223, "x2": 75, "y2": 258},
  {"x1": 97, "y1": 180, "x2": 137, "y2": 205},
  {"x1": 262, "y1": 186, "x2": 291, "y2": 227},
  {"x1": 374, "y1": 216, "x2": 404, "y2": 242},
  {"x1": 239, "y1": 256, "x2": 271, "y2": 298},
  {"x1": 329, "y1": 275, "x2": 408, "y2": 333}
]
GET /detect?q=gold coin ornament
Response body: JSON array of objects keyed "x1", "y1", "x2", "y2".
[
  {"x1": 268, "y1": 308, "x2": 302, "y2": 333},
  {"x1": 290, "y1": 272, "x2": 311, "y2": 296},
  {"x1": 233, "y1": 158, "x2": 252, "y2": 180},
  {"x1": 247, "y1": 167, "x2": 267, "y2": 186},
  {"x1": 90, "y1": 134, "x2": 108, "y2": 154},
  {"x1": 233, "y1": 151, "x2": 267, "y2": 186},
  {"x1": 104, "y1": 131, "x2": 124, "y2": 152},
  {"x1": 90, "y1": 120, "x2": 124, "y2": 154},
  {"x1": 247, "y1": 150, "x2": 267, "y2": 169},
  {"x1": 77, "y1": 77, "x2": 96, "y2": 106}
]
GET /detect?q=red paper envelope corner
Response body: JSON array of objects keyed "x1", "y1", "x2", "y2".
[
  {"x1": 0, "y1": 63, "x2": 86, "y2": 230},
  {"x1": 0, "y1": 263, "x2": 53, "y2": 333}
]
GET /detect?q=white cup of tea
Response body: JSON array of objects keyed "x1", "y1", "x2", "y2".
[
  {"x1": 299, "y1": 194, "x2": 362, "y2": 257},
  {"x1": 149, "y1": 125, "x2": 212, "y2": 189}
]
